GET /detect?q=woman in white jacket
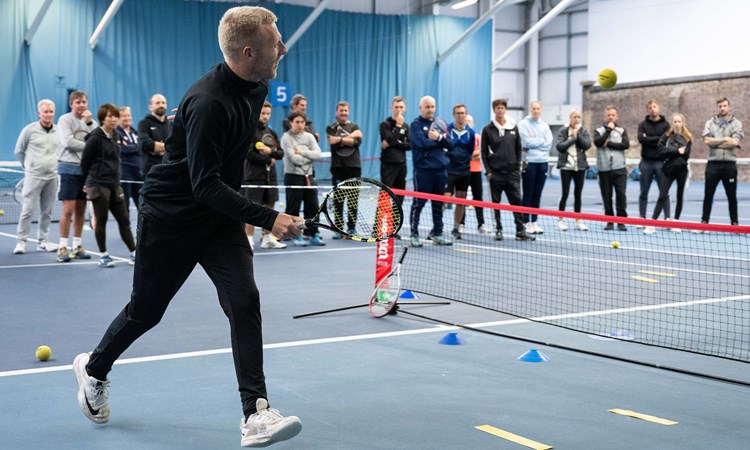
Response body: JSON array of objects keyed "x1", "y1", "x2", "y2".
[{"x1": 281, "y1": 111, "x2": 323, "y2": 246}]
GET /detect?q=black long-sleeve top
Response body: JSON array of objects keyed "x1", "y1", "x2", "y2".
[
  {"x1": 139, "y1": 63, "x2": 278, "y2": 229},
  {"x1": 379, "y1": 116, "x2": 410, "y2": 164}
]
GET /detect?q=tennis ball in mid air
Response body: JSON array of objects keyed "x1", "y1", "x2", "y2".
[
  {"x1": 35, "y1": 345, "x2": 52, "y2": 361},
  {"x1": 0, "y1": 209, "x2": 5, "y2": 216},
  {"x1": 598, "y1": 68, "x2": 617, "y2": 89},
  {"x1": 612, "y1": 241, "x2": 620, "y2": 249}
]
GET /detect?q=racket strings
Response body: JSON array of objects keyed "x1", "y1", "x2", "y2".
[{"x1": 325, "y1": 180, "x2": 402, "y2": 240}]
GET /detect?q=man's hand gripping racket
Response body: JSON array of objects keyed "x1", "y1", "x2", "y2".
[{"x1": 295, "y1": 178, "x2": 403, "y2": 242}]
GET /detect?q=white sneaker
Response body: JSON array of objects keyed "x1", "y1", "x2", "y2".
[
  {"x1": 533, "y1": 222, "x2": 544, "y2": 234},
  {"x1": 574, "y1": 221, "x2": 589, "y2": 231},
  {"x1": 240, "y1": 398, "x2": 302, "y2": 447},
  {"x1": 478, "y1": 224, "x2": 488, "y2": 235},
  {"x1": 643, "y1": 226, "x2": 657, "y2": 235},
  {"x1": 261, "y1": 234, "x2": 287, "y2": 249},
  {"x1": 458, "y1": 224, "x2": 465, "y2": 234},
  {"x1": 667, "y1": 219, "x2": 682, "y2": 233},
  {"x1": 73, "y1": 353, "x2": 110, "y2": 424},
  {"x1": 37, "y1": 240, "x2": 58, "y2": 252},
  {"x1": 524, "y1": 223, "x2": 533, "y2": 234},
  {"x1": 13, "y1": 242, "x2": 26, "y2": 254},
  {"x1": 558, "y1": 220, "x2": 569, "y2": 231}
]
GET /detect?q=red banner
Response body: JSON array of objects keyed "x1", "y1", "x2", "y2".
[{"x1": 374, "y1": 190, "x2": 395, "y2": 286}]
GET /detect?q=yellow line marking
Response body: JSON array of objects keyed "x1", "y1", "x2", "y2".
[
  {"x1": 640, "y1": 270, "x2": 676, "y2": 277},
  {"x1": 455, "y1": 248, "x2": 477, "y2": 254},
  {"x1": 609, "y1": 409, "x2": 678, "y2": 426},
  {"x1": 475, "y1": 425, "x2": 553, "y2": 449},
  {"x1": 631, "y1": 275, "x2": 659, "y2": 283}
]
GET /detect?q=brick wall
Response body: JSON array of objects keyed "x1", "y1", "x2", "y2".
[{"x1": 581, "y1": 71, "x2": 750, "y2": 181}]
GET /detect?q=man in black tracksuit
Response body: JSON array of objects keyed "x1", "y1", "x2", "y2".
[
  {"x1": 379, "y1": 96, "x2": 410, "y2": 208},
  {"x1": 137, "y1": 94, "x2": 172, "y2": 177},
  {"x1": 637, "y1": 100, "x2": 670, "y2": 220},
  {"x1": 74, "y1": 7, "x2": 303, "y2": 447},
  {"x1": 481, "y1": 98, "x2": 534, "y2": 242}
]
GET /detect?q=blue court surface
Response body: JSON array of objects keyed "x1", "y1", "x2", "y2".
[{"x1": 1, "y1": 178, "x2": 749, "y2": 449}]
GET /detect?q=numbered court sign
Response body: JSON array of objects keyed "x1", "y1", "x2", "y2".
[{"x1": 269, "y1": 82, "x2": 292, "y2": 107}]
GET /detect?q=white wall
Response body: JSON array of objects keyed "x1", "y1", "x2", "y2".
[{"x1": 588, "y1": 0, "x2": 750, "y2": 83}]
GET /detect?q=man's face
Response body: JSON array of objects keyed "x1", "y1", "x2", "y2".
[
  {"x1": 391, "y1": 101, "x2": 405, "y2": 118},
  {"x1": 493, "y1": 104, "x2": 506, "y2": 121},
  {"x1": 149, "y1": 95, "x2": 167, "y2": 117},
  {"x1": 252, "y1": 23, "x2": 287, "y2": 81},
  {"x1": 70, "y1": 97, "x2": 88, "y2": 117},
  {"x1": 294, "y1": 99, "x2": 307, "y2": 113},
  {"x1": 419, "y1": 99, "x2": 436, "y2": 120},
  {"x1": 717, "y1": 100, "x2": 730, "y2": 117},
  {"x1": 38, "y1": 103, "x2": 55, "y2": 127},
  {"x1": 647, "y1": 102, "x2": 660, "y2": 118},
  {"x1": 453, "y1": 107, "x2": 467, "y2": 126},
  {"x1": 259, "y1": 106, "x2": 271, "y2": 125},
  {"x1": 605, "y1": 108, "x2": 618, "y2": 123},
  {"x1": 336, "y1": 105, "x2": 349, "y2": 123}
]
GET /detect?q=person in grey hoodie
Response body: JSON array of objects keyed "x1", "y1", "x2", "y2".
[
  {"x1": 13, "y1": 99, "x2": 59, "y2": 255},
  {"x1": 593, "y1": 105, "x2": 630, "y2": 231},
  {"x1": 56, "y1": 90, "x2": 97, "y2": 262},
  {"x1": 700, "y1": 97, "x2": 743, "y2": 226}
]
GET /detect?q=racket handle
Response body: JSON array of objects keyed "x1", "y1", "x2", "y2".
[{"x1": 295, "y1": 220, "x2": 311, "y2": 230}]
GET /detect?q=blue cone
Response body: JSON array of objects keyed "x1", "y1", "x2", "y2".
[
  {"x1": 517, "y1": 349, "x2": 550, "y2": 362},
  {"x1": 399, "y1": 290, "x2": 420, "y2": 299},
  {"x1": 438, "y1": 332, "x2": 466, "y2": 345}
]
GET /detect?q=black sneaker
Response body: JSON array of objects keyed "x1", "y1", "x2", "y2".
[
  {"x1": 515, "y1": 230, "x2": 535, "y2": 241},
  {"x1": 617, "y1": 223, "x2": 627, "y2": 232},
  {"x1": 451, "y1": 229, "x2": 462, "y2": 240},
  {"x1": 494, "y1": 231, "x2": 504, "y2": 241},
  {"x1": 604, "y1": 223, "x2": 614, "y2": 231}
]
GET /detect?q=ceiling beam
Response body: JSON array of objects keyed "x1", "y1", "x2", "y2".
[
  {"x1": 438, "y1": 0, "x2": 524, "y2": 65},
  {"x1": 24, "y1": 0, "x2": 54, "y2": 46},
  {"x1": 492, "y1": 0, "x2": 575, "y2": 71},
  {"x1": 284, "y1": 0, "x2": 334, "y2": 51},
  {"x1": 89, "y1": 0, "x2": 126, "y2": 50}
]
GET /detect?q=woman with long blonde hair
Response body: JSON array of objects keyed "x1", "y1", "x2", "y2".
[{"x1": 644, "y1": 113, "x2": 692, "y2": 234}]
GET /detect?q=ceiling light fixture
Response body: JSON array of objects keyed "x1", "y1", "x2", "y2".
[{"x1": 451, "y1": 0, "x2": 478, "y2": 9}]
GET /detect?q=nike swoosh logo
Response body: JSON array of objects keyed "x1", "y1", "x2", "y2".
[{"x1": 85, "y1": 398, "x2": 100, "y2": 416}]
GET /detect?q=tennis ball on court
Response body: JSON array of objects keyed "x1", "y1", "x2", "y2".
[
  {"x1": 598, "y1": 68, "x2": 617, "y2": 89},
  {"x1": 612, "y1": 241, "x2": 620, "y2": 249},
  {"x1": 35, "y1": 345, "x2": 51, "y2": 361}
]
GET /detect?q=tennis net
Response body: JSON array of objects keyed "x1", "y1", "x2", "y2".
[{"x1": 392, "y1": 188, "x2": 750, "y2": 363}]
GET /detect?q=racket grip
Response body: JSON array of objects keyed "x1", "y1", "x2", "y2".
[{"x1": 295, "y1": 220, "x2": 311, "y2": 230}]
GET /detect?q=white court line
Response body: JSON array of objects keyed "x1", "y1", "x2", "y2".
[
  {"x1": 4, "y1": 293, "x2": 749, "y2": 379},
  {"x1": 455, "y1": 242, "x2": 750, "y2": 280}
]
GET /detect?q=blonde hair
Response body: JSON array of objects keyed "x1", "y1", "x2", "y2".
[
  {"x1": 668, "y1": 113, "x2": 693, "y2": 142},
  {"x1": 218, "y1": 6, "x2": 277, "y2": 62}
]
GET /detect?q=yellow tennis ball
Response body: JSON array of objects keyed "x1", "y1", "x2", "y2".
[
  {"x1": 0, "y1": 209, "x2": 5, "y2": 216},
  {"x1": 612, "y1": 241, "x2": 620, "y2": 249},
  {"x1": 598, "y1": 68, "x2": 617, "y2": 89},
  {"x1": 35, "y1": 345, "x2": 51, "y2": 361}
]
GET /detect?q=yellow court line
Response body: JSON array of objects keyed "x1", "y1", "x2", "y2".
[
  {"x1": 631, "y1": 275, "x2": 659, "y2": 283},
  {"x1": 455, "y1": 248, "x2": 477, "y2": 254},
  {"x1": 475, "y1": 425, "x2": 553, "y2": 449},
  {"x1": 639, "y1": 270, "x2": 676, "y2": 277},
  {"x1": 609, "y1": 409, "x2": 678, "y2": 426}
]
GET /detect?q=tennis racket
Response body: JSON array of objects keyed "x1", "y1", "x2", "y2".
[
  {"x1": 429, "y1": 118, "x2": 448, "y2": 136},
  {"x1": 14, "y1": 179, "x2": 24, "y2": 204},
  {"x1": 369, "y1": 247, "x2": 408, "y2": 318},
  {"x1": 333, "y1": 124, "x2": 355, "y2": 158},
  {"x1": 296, "y1": 178, "x2": 403, "y2": 242}
]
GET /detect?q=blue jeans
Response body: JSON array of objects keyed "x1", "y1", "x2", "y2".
[{"x1": 639, "y1": 159, "x2": 669, "y2": 219}]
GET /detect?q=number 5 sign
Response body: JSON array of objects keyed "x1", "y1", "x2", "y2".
[{"x1": 269, "y1": 82, "x2": 292, "y2": 107}]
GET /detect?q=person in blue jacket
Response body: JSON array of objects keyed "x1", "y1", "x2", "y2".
[
  {"x1": 445, "y1": 104, "x2": 475, "y2": 240},
  {"x1": 409, "y1": 96, "x2": 454, "y2": 247},
  {"x1": 518, "y1": 101, "x2": 553, "y2": 234}
]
